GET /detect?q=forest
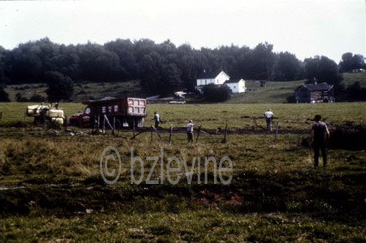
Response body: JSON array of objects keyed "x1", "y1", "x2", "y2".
[{"x1": 0, "y1": 38, "x2": 365, "y2": 97}]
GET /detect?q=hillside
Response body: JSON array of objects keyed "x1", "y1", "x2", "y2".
[
  {"x1": 228, "y1": 80, "x2": 304, "y2": 103},
  {"x1": 5, "y1": 80, "x2": 144, "y2": 103},
  {"x1": 4, "y1": 72, "x2": 366, "y2": 103},
  {"x1": 343, "y1": 72, "x2": 366, "y2": 87}
]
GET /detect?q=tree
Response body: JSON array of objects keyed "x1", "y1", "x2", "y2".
[
  {"x1": 0, "y1": 84, "x2": 10, "y2": 102},
  {"x1": 104, "y1": 39, "x2": 137, "y2": 80},
  {"x1": 202, "y1": 84, "x2": 231, "y2": 102},
  {"x1": 77, "y1": 43, "x2": 120, "y2": 82},
  {"x1": 304, "y1": 56, "x2": 343, "y2": 86},
  {"x1": 139, "y1": 52, "x2": 163, "y2": 95},
  {"x1": 339, "y1": 53, "x2": 366, "y2": 73},
  {"x1": 160, "y1": 63, "x2": 182, "y2": 96},
  {"x1": 272, "y1": 52, "x2": 304, "y2": 81},
  {"x1": 45, "y1": 71, "x2": 74, "y2": 102}
]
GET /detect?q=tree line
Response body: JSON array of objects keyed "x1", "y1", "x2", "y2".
[{"x1": 0, "y1": 37, "x2": 365, "y2": 101}]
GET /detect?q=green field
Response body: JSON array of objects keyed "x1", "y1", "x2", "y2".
[
  {"x1": 1, "y1": 102, "x2": 365, "y2": 130},
  {"x1": 1, "y1": 102, "x2": 366, "y2": 241},
  {"x1": 5, "y1": 72, "x2": 366, "y2": 104}
]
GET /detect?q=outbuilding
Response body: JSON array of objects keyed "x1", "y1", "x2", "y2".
[
  {"x1": 224, "y1": 79, "x2": 246, "y2": 93},
  {"x1": 295, "y1": 82, "x2": 335, "y2": 103}
]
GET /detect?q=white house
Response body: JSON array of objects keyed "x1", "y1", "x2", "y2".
[
  {"x1": 196, "y1": 70, "x2": 246, "y2": 94},
  {"x1": 224, "y1": 79, "x2": 246, "y2": 93},
  {"x1": 196, "y1": 70, "x2": 230, "y2": 86}
]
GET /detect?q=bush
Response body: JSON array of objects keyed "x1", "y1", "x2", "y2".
[
  {"x1": 29, "y1": 94, "x2": 46, "y2": 102},
  {"x1": 0, "y1": 84, "x2": 10, "y2": 102},
  {"x1": 202, "y1": 84, "x2": 231, "y2": 102},
  {"x1": 329, "y1": 123, "x2": 366, "y2": 150},
  {"x1": 286, "y1": 95, "x2": 296, "y2": 103},
  {"x1": 45, "y1": 71, "x2": 74, "y2": 102},
  {"x1": 346, "y1": 82, "x2": 366, "y2": 101}
]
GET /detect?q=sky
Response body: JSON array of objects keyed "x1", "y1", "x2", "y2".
[{"x1": 0, "y1": 0, "x2": 365, "y2": 62}]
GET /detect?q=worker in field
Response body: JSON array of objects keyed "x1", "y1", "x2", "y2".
[
  {"x1": 186, "y1": 120, "x2": 194, "y2": 142},
  {"x1": 152, "y1": 111, "x2": 160, "y2": 128},
  {"x1": 311, "y1": 114, "x2": 330, "y2": 167},
  {"x1": 264, "y1": 109, "x2": 274, "y2": 131}
]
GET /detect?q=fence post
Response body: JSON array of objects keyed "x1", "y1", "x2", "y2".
[
  {"x1": 64, "y1": 115, "x2": 68, "y2": 132},
  {"x1": 196, "y1": 125, "x2": 202, "y2": 143},
  {"x1": 151, "y1": 125, "x2": 154, "y2": 143},
  {"x1": 275, "y1": 121, "x2": 279, "y2": 141},
  {"x1": 112, "y1": 117, "x2": 116, "y2": 135},
  {"x1": 169, "y1": 127, "x2": 173, "y2": 145},
  {"x1": 221, "y1": 123, "x2": 228, "y2": 143},
  {"x1": 97, "y1": 115, "x2": 100, "y2": 134},
  {"x1": 102, "y1": 115, "x2": 106, "y2": 134}
]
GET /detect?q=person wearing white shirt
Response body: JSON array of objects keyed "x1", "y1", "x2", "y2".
[
  {"x1": 186, "y1": 120, "x2": 194, "y2": 142},
  {"x1": 264, "y1": 109, "x2": 274, "y2": 131},
  {"x1": 153, "y1": 112, "x2": 160, "y2": 128}
]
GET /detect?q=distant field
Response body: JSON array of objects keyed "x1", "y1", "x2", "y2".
[
  {"x1": 343, "y1": 72, "x2": 366, "y2": 87},
  {"x1": 5, "y1": 80, "x2": 143, "y2": 103},
  {"x1": 4, "y1": 72, "x2": 366, "y2": 103},
  {"x1": 229, "y1": 80, "x2": 304, "y2": 103}
]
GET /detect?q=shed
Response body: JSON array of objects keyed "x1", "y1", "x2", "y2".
[
  {"x1": 295, "y1": 82, "x2": 335, "y2": 103},
  {"x1": 224, "y1": 79, "x2": 246, "y2": 93}
]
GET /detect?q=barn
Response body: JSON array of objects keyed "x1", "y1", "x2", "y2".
[{"x1": 295, "y1": 82, "x2": 335, "y2": 103}]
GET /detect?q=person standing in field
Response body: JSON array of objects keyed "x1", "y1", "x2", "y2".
[
  {"x1": 311, "y1": 114, "x2": 330, "y2": 167},
  {"x1": 186, "y1": 120, "x2": 194, "y2": 142},
  {"x1": 152, "y1": 111, "x2": 160, "y2": 128},
  {"x1": 264, "y1": 109, "x2": 274, "y2": 131}
]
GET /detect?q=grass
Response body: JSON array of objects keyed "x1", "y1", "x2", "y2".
[
  {"x1": 343, "y1": 72, "x2": 366, "y2": 87},
  {"x1": 1, "y1": 102, "x2": 366, "y2": 241},
  {"x1": 1, "y1": 102, "x2": 365, "y2": 130},
  {"x1": 4, "y1": 72, "x2": 366, "y2": 104},
  {"x1": 2, "y1": 211, "x2": 365, "y2": 242},
  {"x1": 229, "y1": 79, "x2": 304, "y2": 103}
]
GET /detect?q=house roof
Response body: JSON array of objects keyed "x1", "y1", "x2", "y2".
[
  {"x1": 296, "y1": 82, "x2": 333, "y2": 91},
  {"x1": 224, "y1": 79, "x2": 243, "y2": 84},
  {"x1": 197, "y1": 70, "x2": 226, "y2": 79}
]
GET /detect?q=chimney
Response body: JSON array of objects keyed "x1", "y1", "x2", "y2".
[{"x1": 313, "y1": 77, "x2": 317, "y2": 85}]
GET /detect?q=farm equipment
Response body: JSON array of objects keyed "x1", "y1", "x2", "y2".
[
  {"x1": 68, "y1": 97, "x2": 147, "y2": 129},
  {"x1": 26, "y1": 103, "x2": 66, "y2": 126}
]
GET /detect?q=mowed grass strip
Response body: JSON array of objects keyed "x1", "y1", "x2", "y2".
[{"x1": 1, "y1": 102, "x2": 366, "y2": 130}]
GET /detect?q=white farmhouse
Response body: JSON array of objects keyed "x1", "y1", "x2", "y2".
[
  {"x1": 196, "y1": 70, "x2": 230, "y2": 86},
  {"x1": 196, "y1": 70, "x2": 246, "y2": 94},
  {"x1": 224, "y1": 79, "x2": 246, "y2": 93}
]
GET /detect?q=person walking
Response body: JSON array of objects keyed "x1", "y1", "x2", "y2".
[
  {"x1": 264, "y1": 109, "x2": 274, "y2": 131},
  {"x1": 152, "y1": 112, "x2": 160, "y2": 128},
  {"x1": 311, "y1": 114, "x2": 330, "y2": 167},
  {"x1": 186, "y1": 120, "x2": 194, "y2": 143}
]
